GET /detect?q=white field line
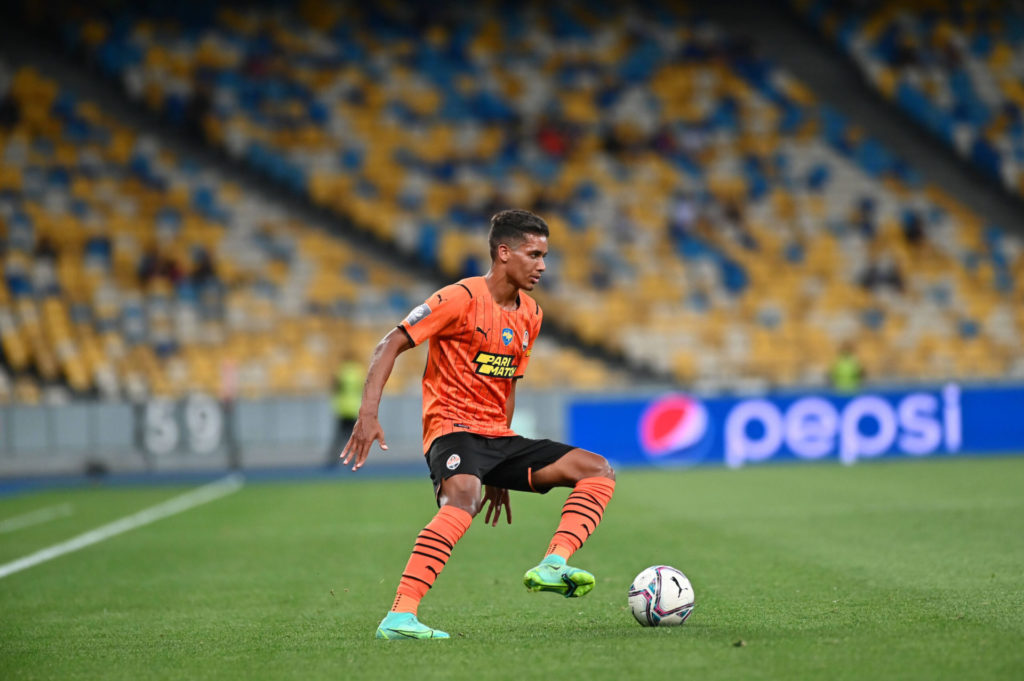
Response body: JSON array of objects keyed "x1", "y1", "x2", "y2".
[
  {"x1": 0, "y1": 473, "x2": 244, "y2": 580},
  {"x1": 0, "y1": 503, "x2": 75, "y2": 534}
]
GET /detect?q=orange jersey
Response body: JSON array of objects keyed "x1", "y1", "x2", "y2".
[{"x1": 399, "y1": 276, "x2": 542, "y2": 454}]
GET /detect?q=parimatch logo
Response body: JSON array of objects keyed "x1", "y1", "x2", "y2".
[{"x1": 472, "y1": 352, "x2": 518, "y2": 378}]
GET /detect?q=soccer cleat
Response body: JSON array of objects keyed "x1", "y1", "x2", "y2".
[
  {"x1": 523, "y1": 554, "x2": 595, "y2": 598},
  {"x1": 375, "y1": 612, "x2": 450, "y2": 640}
]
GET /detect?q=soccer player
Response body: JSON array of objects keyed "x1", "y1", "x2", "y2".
[{"x1": 341, "y1": 209, "x2": 616, "y2": 640}]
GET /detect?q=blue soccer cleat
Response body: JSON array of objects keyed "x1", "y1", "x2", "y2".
[
  {"x1": 523, "y1": 554, "x2": 596, "y2": 598},
  {"x1": 375, "y1": 612, "x2": 450, "y2": 640}
]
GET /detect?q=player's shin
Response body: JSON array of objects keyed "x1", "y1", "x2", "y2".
[
  {"x1": 545, "y1": 476, "x2": 615, "y2": 560},
  {"x1": 390, "y1": 505, "x2": 473, "y2": 615}
]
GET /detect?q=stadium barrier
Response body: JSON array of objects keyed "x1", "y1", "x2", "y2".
[
  {"x1": 1, "y1": 385, "x2": 1020, "y2": 477},
  {"x1": 0, "y1": 391, "x2": 567, "y2": 477}
]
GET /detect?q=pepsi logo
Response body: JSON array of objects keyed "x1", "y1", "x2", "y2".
[{"x1": 638, "y1": 394, "x2": 710, "y2": 461}]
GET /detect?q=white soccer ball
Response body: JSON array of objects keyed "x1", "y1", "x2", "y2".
[{"x1": 628, "y1": 565, "x2": 695, "y2": 627}]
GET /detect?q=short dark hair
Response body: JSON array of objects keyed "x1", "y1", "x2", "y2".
[{"x1": 488, "y1": 209, "x2": 549, "y2": 260}]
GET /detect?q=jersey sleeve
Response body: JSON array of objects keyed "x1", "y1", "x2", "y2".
[
  {"x1": 514, "y1": 305, "x2": 543, "y2": 379},
  {"x1": 399, "y1": 283, "x2": 471, "y2": 346}
]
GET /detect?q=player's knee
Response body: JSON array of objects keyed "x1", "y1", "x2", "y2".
[
  {"x1": 603, "y1": 460, "x2": 616, "y2": 481},
  {"x1": 443, "y1": 498, "x2": 481, "y2": 517},
  {"x1": 573, "y1": 450, "x2": 615, "y2": 482},
  {"x1": 593, "y1": 455, "x2": 615, "y2": 481},
  {"x1": 439, "y1": 475, "x2": 483, "y2": 517}
]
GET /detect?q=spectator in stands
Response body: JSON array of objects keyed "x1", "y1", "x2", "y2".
[
  {"x1": 138, "y1": 247, "x2": 184, "y2": 287},
  {"x1": 859, "y1": 252, "x2": 904, "y2": 293},
  {"x1": 601, "y1": 124, "x2": 626, "y2": 157},
  {"x1": 901, "y1": 209, "x2": 925, "y2": 247},
  {"x1": 650, "y1": 123, "x2": 676, "y2": 155},
  {"x1": 537, "y1": 117, "x2": 572, "y2": 158},
  {"x1": 137, "y1": 248, "x2": 158, "y2": 284},
  {"x1": 34, "y1": 235, "x2": 57, "y2": 262},
  {"x1": 190, "y1": 246, "x2": 223, "y2": 315},
  {"x1": 191, "y1": 246, "x2": 219, "y2": 288}
]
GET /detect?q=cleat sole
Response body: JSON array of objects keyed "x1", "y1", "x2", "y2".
[{"x1": 523, "y1": 567, "x2": 595, "y2": 598}]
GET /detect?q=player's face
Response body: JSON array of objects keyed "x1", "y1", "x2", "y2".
[{"x1": 506, "y1": 233, "x2": 548, "y2": 291}]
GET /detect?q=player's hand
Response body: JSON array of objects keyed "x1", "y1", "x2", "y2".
[
  {"x1": 482, "y1": 486, "x2": 511, "y2": 526},
  {"x1": 340, "y1": 416, "x2": 387, "y2": 471}
]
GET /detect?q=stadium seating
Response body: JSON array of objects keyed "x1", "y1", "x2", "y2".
[
  {"x1": 5, "y1": 2, "x2": 1024, "y2": 401},
  {"x1": 790, "y1": 0, "x2": 1024, "y2": 198},
  {"x1": 0, "y1": 60, "x2": 628, "y2": 404}
]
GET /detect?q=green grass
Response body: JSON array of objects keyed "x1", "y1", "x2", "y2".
[{"x1": 1, "y1": 457, "x2": 1023, "y2": 680}]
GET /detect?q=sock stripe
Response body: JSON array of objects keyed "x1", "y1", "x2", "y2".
[
  {"x1": 571, "y1": 490, "x2": 602, "y2": 506},
  {"x1": 416, "y1": 536, "x2": 454, "y2": 553},
  {"x1": 413, "y1": 540, "x2": 450, "y2": 557},
  {"x1": 566, "y1": 494, "x2": 602, "y2": 506},
  {"x1": 554, "y1": 529, "x2": 585, "y2": 546},
  {"x1": 563, "y1": 504, "x2": 603, "y2": 520},
  {"x1": 401, "y1": 573, "x2": 432, "y2": 589},
  {"x1": 411, "y1": 550, "x2": 449, "y2": 564},
  {"x1": 562, "y1": 508, "x2": 601, "y2": 527},
  {"x1": 420, "y1": 528, "x2": 455, "y2": 550},
  {"x1": 566, "y1": 493, "x2": 604, "y2": 510},
  {"x1": 564, "y1": 497, "x2": 603, "y2": 514},
  {"x1": 412, "y1": 549, "x2": 451, "y2": 564}
]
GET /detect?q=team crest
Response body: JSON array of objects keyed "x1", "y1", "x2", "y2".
[
  {"x1": 446, "y1": 454, "x2": 461, "y2": 470},
  {"x1": 501, "y1": 328, "x2": 514, "y2": 345}
]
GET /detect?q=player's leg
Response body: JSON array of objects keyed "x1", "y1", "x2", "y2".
[
  {"x1": 378, "y1": 435, "x2": 491, "y2": 640},
  {"x1": 524, "y1": 448, "x2": 615, "y2": 597}
]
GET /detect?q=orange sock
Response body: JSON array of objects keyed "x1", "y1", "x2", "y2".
[
  {"x1": 545, "y1": 476, "x2": 615, "y2": 560},
  {"x1": 390, "y1": 505, "x2": 473, "y2": 615}
]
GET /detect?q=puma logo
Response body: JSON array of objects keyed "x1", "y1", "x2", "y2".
[
  {"x1": 670, "y1": 576, "x2": 685, "y2": 598},
  {"x1": 475, "y1": 326, "x2": 489, "y2": 339}
]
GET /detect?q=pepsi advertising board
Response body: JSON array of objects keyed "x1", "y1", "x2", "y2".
[{"x1": 568, "y1": 384, "x2": 1024, "y2": 468}]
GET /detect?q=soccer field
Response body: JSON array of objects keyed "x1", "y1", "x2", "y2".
[{"x1": 1, "y1": 457, "x2": 1022, "y2": 681}]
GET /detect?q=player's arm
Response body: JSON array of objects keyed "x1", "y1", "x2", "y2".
[{"x1": 340, "y1": 327, "x2": 413, "y2": 471}]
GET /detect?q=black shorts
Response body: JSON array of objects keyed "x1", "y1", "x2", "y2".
[{"x1": 426, "y1": 432, "x2": 574, "y2": 503}]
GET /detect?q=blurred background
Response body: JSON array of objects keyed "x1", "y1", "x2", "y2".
[{"x1": 0, "y1": 0, "x2": 1021, "y2": 477}]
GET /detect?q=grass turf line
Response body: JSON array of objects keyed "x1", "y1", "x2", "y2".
[{"x1": 0, "y1": 457, "x2": 1022, "y2": 680}]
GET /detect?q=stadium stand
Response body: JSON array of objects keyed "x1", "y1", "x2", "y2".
[
  {"x1": 0, "y1": 59, "x2": 629, "y2": 404},
  {"x1": 2, "y1": 1, "x2": 1023, "y2": 403},
  {"x1": 790, "y1": 0, "x2": 1024, "y2": 199}
]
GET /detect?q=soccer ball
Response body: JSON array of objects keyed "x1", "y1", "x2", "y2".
[{"x1": 628, "y1": 565, "x2": 695, "y2": 627}]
